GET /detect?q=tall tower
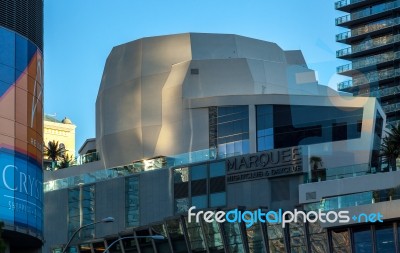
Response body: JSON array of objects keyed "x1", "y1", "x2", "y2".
[
  {"x1": 335, "y1": 0, "x2": 400, "y2": 126},
  {"x1": 0, "y1": 0, "x2": 44, "y2": 251}
]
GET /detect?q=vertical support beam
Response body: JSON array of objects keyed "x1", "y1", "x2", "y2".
[
  {"x1": 180, "y1": 216, "x2": 192, "y2": 252},
  {"x1": 394, "y1": 222, "x2": 399, "y2": 253},
  {"x1": 217, "y1": 220, "x2": 230, "y2": 253},
  {"x1": 248, "y1": 104, "x2": 257, "y2": 154},
  {"x1": 260, "y1": 220, "x2": 270, "y2": 253},
  {"x1": 148, "y1": 228, "x2": 159, "y2": 253},
  {"x1": 163, "y1": 221, "x2": 175, "y2": 253},
  {"x1": 133, "y1": 230, "x2": 141, "y2": 253}
]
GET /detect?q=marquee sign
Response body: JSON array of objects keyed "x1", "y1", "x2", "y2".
[{"x1": 225, "y1": 147, "x2": 303, "y2": 184}]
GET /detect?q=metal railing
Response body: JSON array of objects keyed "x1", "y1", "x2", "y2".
[
  {"x1": 337, "y1": 51, "x2": 400, "y2": 74},
  {"x1": 336, "y1": 1, "x2": 399, "y2": 25},
  {"x1": 44, "y1": 147, "x2": 245, "y2": 192},
  {"x1": 335, "y1": 0, "x2": 367, "y2": 9},
  {"x1": 337, "y1": 34, "x2": 400, "y2": 57},
  {"x1": 75, "y1": 152, "x2": 100, "y2": 165},
  {"x1": 338, "y1": 68, "x2": 400, "y2": 90},
  {"x1": 336, "y1": 17, "x2": 400, "y2": 41},
  {"x1": 304, "y1": 163, "x2": 370, "y2": 183},
  {"x1": 382, "y1": 101, "x2": 400, "y2": 114},
  {"x1": 358, "y1": 85, "x2": 400, "y2": 98}
]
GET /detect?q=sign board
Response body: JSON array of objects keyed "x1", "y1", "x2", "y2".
[{"x1": 225, "y1": 147, "x2": 303, "y2": 184}]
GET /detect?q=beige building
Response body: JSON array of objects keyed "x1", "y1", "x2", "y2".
[{"x1": 43, "y1": 115, "x2": 76, "y2": 159}]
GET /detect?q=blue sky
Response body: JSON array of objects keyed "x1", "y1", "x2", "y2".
[{"x1": 44, "y1": 0, "x2": 348, "y2": 153}]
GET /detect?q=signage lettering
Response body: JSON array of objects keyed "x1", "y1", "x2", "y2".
[{"x1": 226, "y1": 147, "x2": 303, "y2": 184}]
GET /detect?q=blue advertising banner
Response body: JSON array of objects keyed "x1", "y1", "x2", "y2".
[{"x1": 0, "y1": 148, "x2": 43, "y2": 234}]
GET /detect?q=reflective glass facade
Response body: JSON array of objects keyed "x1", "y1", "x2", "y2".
[
  {"x1": 126, "y1": 176, "x2": 140, "y2": 227},
  {"x1": 209, "y1": 106, "x2": 250, "y2": 157},
  {"x1": 68, "y1": 185, "x2": 95, "y2": 240},
  {"x1": 256, "y1": 105, "x2": 363, "y2": 151},
  {"x1": 336, "y1": 0, "x2": 400, "y2": 126},
  {"x1": 173, "y1": 161, "x2": 226, "y2": 214}
]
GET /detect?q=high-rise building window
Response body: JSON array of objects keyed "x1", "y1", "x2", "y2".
[
  {"x1": 126, "y1": 176, "x2": 140, "y2": 227},
  {"x1": 209, "y1": 106, "x2": 249, "y2": 158},
  {"x1": 68, "y1": 184, "x2": 95, "y2": 240}
]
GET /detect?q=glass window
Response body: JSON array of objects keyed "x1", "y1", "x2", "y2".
[
  {"x1": 191, "y1": 164, "x2": 207, "y2": 180},
  {"x1": 267, "y1": 222, "x2": 286, "y2": 253},
  {"x1": 308, "y1": 221, "x2": 328, "y2": 253},
  {"x1": 0, "y1": 28, "x2": 15, "y2": 68},
  {"x1": 126, "y1": 176, "x2": 140, "y2": 227},
  {"x1": 210, "y1": 192, "x2": 226, "y2": 207},
  {"x1": 175, "y1": 198, "x2": 189, "y2": 213},
  {"x1": 259, "y1": 105, "x2": 364, "y2": 149},
  {"x1": 201, "y1": 215, "x2": 224, "y2": 252},
  {"x1": 192, "y1": 195, "x2": 208, "y2": 209},
  {"x1": 185, "y1": 216, "x2": 207, "y2": 252},
  {"x1": 289, "y1": 221, "x2": 306, "y2": 253},
  {"x1": 174, "y1": 167, "x2": 189, "y2": 183},
  {"x1": 209, "y1": 161, "x2": 225, "y2": 177},
  {"x1": 68, "y1": 185, "x2": 95, "y2": 240},
  {"x1": 376, "y1": 225, "x2": 395, "y2": 253},
  {"x1": 245, "y1": 218, "x2": 266, "y2": 253},
  {"x1": 166, "y1": 219, "x2": 188, "y2": 252},
  {"x1": 331, "y1": 229, "x2": 351, "y2": 253},
  {"x1": 353, "y1": 228, "x2": 372, "y2": 253},
  {"x1": 223, "y1": 222, "x2": 245, "y2": 252},
  {"x1": 152, "y1": 224, "x2": 171, "y2": 253},
  {"x1": 210, "y1": 106, "x2": 249, "y2": 157}
]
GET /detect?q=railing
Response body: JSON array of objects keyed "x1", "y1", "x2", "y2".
[
  {"x1": 335, "y1": 0, "x2": 367, "y2": 9},
  {"x1": 336, "y1": 17, "x2": 400, "y2": 41},
  {"x1": 75, "y1": 152, "x2": 100, "y2": 165},
  {"x1": 44, "y1": 148, "x2": 244, "y2": 192},
  {"x1": 337, "y1": 51, "x2": 400, "y2": 74},
  {"x1": 336, "y1": 1, "x2": 399, "y2": 25},
  {"x1": 337, "y1": 34, "x2": 400, "y2": 57},
  {"x1": 304, "y1": 187, "x2": 400, "y2": 212},
  {"x1": 304, "y1": 163, "x2": 370, "y2": 183},
  {"x1": 382, "y1": 101, "x2": 400, "y2": 114},
  {"x1": 338, "y1": 68, "x2": 400, "y2": 90},
  {"x1": 358, "y1": 85, "x2": 400, "y2": 98}
]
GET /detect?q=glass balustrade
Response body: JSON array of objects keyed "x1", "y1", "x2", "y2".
[
  {"x1": 336, "y1": 18, "x2": 400, "y2": 41},
  {"x1": 338, "y1": 68, "x2": 400, "y2": 90},
  {"x1": 335, "y1": 0, "x2": 367, "y2": 9},
  {"x1": 337, "y1": 34, "x2": 400, "y2": 57},
  {"x1": 336, "y1": 1, "x2": 399, "y2": 25}
]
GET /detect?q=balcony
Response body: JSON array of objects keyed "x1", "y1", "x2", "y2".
[
  {"x1": 335, "y1": 0, "x2": 383, "y2": 11},
  {"x1": 335, "y1": 0, "x2": 367, "y2": 9},
  {"x1": 359, "y1": 85, "x2": 400, "y2": 99},
  {"x1": 382, "y1": 101, "x2": 400, "y2": 114},
  {"x1": 75, "y1": 151, "x2": 100, "y2": 165},
  {"x1": 336, "y1": 17, "x2": 400, "y2": 43},
  {"x1": 336, "y1": 1, "x2": 400, "y2": 27},
  {"x1": 337, "y1": 34, "x2": 400, "y2": 59},
  {"x1": 338, "y1": 68, "x2": 400, "y2": 90},
  {"x1": 337, "y1": 51, "x2": 400, "y2": 75}
]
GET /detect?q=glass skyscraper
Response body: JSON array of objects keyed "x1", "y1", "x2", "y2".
[{"x1": 336, "y1": 0, "x2": 400, "y2": 126}]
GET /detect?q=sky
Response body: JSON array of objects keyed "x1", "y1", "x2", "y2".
[{"x1": 44, "y1": 0, "x2": 349, "y2": 153}]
